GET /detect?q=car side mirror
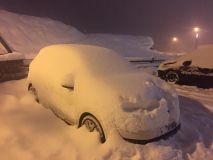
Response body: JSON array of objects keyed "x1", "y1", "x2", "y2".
[
  {"x1": 182, "y1": 60, "x2": 192, "y2": 67},
  {"x1": 61, "y1": 74, "x2": 75, "y2": 90}
]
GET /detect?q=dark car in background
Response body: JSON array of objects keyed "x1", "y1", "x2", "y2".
[
  {"x1": 158, "y1": 45, "x2": 213, "y2": 88},
  {"x1": 0, "y1": 35, "x2": 27, "y2": 82}
]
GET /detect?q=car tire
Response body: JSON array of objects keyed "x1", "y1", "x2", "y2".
[
  {"x1": 165, "y1": 71, "x2": 179, "y2": 84},
  {"x1": 28, "y1": 84, "x2": 39, "y2": 103},
  {"x1": 80, "y1": 113, "x2": 106, "y2": 143}
]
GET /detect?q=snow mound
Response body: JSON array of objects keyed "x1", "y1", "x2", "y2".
[
  {"x1": 0, "y1": 10, "x2": 167, "y2": 60},
  {"x1": 0, "y1": 10, "x2": 85, "y2": 58},
  {"x1": 78, "y1": 34, "x2": 168, "y2": 59}
]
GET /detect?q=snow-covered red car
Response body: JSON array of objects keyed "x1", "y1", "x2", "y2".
[
  {"x1": 158, "y1": 45, "x2": 213, "y2": 88},
  {"x1": 28, "y1": 44, "x2": 180, "y2": 143},
  {"x1": 0, "y1": 35, "x2": 26, "y2": 82}
]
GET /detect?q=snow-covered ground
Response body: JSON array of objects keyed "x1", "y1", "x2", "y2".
[{"x1": 0, "y1": 79, "x2": 212, "y2": 160}]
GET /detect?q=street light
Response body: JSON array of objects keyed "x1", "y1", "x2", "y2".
[
  {"x1": 193, "y1": 27, "x2": 200, "y2": 49},
  {"x1": 193, "y1": 27, "x2": 200, "y2": 33},
  {"x1": 172, "y1": 37, "x2": 178, "y2": 43},
  {"x1": 171, "y1": 36, "x2": 179, "y2": 52}
]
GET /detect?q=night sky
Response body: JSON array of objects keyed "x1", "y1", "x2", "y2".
[{"x1": 0, "y1": 0, "x2": 213, "y2": 51}]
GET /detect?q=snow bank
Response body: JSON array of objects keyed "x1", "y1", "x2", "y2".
[
  {"x1": 0, "y1": 10, "x2": 167, "y2": 60},
  {"x1": 0, "y1": 10, "x2": 85, "y2": 59},
  {"x1": 0, "y1": 79, "x2": 213, "y2": 160},
  {"x1": 78, "y1": 33, "x2": 168, "y2": 59}
]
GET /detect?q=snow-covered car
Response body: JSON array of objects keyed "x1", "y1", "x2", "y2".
[
  {"x1": 0, "y1": 35, "x2": 26, "y2": 82},
  {"x1": 28, "y1": 44, "x2": 180, "y2": 143},
  {"x1": 158, "y1": 45, "x2": 213, "y2": 88}
]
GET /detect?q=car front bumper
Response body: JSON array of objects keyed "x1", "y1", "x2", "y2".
[{"x1": 120, "y1": 122, "x2": 180, "y2": 144}]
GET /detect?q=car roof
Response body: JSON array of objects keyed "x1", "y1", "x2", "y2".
[
  {"x1": 38, "y1": 44, "x2": 135, "y2": 76},
  {"x1": 177, "y1": 45, "x2": 213, "y2": 68}
]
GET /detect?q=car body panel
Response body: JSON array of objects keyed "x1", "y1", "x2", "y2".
[{"x1": 158, "y1": 45, "x2": 213, "y2": 88}]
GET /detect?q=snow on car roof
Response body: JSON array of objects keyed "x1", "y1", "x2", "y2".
[
  {"x1": 36, "y1": 44, "x2": 136, "y2": 76},
  {"x1": 176, "y1": 44, "x2": 213, "y2": 68}
]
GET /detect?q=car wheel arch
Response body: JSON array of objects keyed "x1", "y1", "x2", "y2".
[
  {"x1": 165, "y1": 70, "x2": 180, "y2": 83},
  {"x1": 78, "y1": 112, "x2": 106, "y2": 143}
]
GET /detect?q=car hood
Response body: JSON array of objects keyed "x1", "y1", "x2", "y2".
[
  {"x1": 104, "y1": 71, "x2": 180, "y2": 133},
  {"x1": 104, "y1": 71, "x2": 179, "y2": 111},
  {"x1": 158, "y1": 59, "x2": 179, "y2": 71}
]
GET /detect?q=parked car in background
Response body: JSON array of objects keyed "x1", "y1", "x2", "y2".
[
  {"x1": 28, "y1": 44, "x2": 180, "y2": 143},
  {"x1": 0, "y1": 35, "x2": 27, "y2": 82},
  {"x1": 158, "y1": 45, "x2": 213, "y2": 88}
]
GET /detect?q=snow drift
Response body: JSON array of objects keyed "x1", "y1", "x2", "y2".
[
  {"x1": 0, "y1": 10, "x2": 167, "y2": 59},
  {"x1": 79, "y1": 33, "x2": 168, "y2": 59},
  {"x1": 0, "y1": 10, "x2": 85, "y2": 58}
]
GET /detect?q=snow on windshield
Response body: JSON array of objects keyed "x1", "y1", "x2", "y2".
[{"x1": 77, "y1": 45, "x2": 137, "y2": 75}]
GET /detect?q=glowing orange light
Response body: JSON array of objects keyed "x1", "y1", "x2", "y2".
[
  {"x1": 172, "y1": 37, "x2": 178, "y2": 42},
  {"x1": 193, "y1": 27, "x2": 200, "y2": 33}
]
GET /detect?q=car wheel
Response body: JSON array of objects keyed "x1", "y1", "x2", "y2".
[
  {"x1": 165, "y1": 71, "x2": 179, "y2": 84},
  {"x1": 28, "y1": 84, "x2": 39, "y2": 103},
  {"x1": 80, "y1": 113, "x2": 106, "y2": 143}
]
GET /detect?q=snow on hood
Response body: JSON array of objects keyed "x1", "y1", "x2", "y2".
[
  {"x1": 105, "y1": 71, "x2": 178, "y2": 112},
  {"x1": 107, "y1": 71, "x2": 179, "y2": 131},
  {"x1": 0, "y1": 10, "x2": 85, "y2": 58}
]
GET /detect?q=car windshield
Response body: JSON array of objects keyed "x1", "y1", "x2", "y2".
[{"x1": 79, "y1": 50, "x2": 137, "y2": 76}]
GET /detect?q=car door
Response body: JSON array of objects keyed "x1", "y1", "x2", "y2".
[{"x1": 51, "y1": 73, "x2": 79, "y2": 124}]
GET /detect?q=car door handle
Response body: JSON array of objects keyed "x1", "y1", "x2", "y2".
[{"x1": 62, "y1": 85, "x2": 74, "y2": 90}]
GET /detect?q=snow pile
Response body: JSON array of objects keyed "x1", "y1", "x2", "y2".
[
  {"x1": 0, "y1": 10, "x2": 167, "y2": 60},
  {"x1": 0, "y1": 79, "x2": 213, "y2": 160},
  {"x1": 78, "y1": 33, "x2": 168, "y2": 59},
  {"x1": 0, "y1": 10, "x2": 85, "y2": 58}
]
